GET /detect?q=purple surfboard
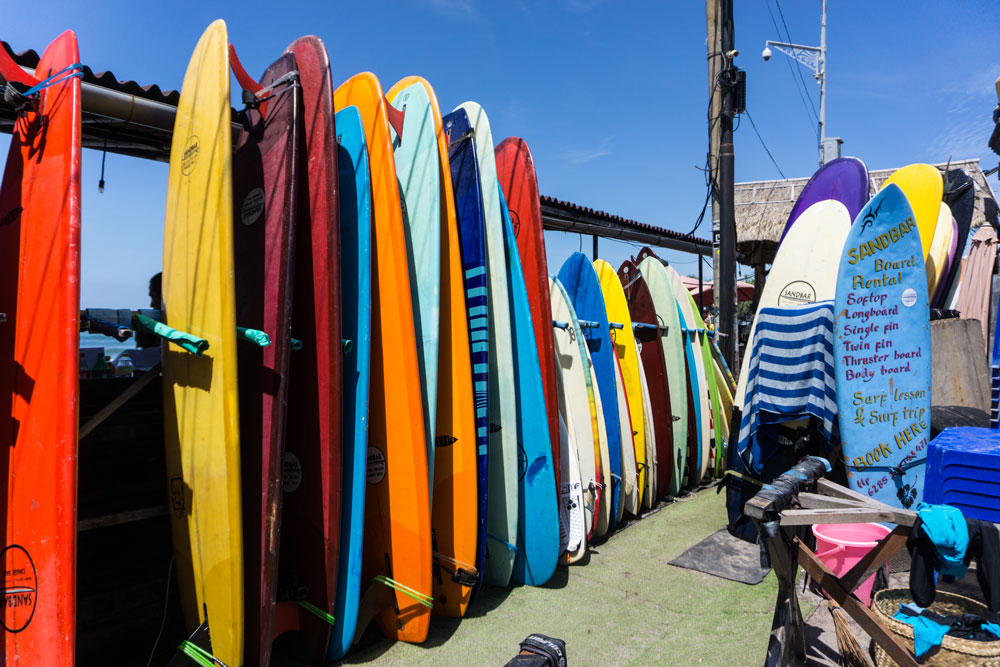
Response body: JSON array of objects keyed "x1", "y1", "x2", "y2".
[{"x1": 780, "y1": 157, "x2": 870, "y2": 242}]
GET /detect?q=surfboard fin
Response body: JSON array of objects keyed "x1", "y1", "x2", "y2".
[
  {"x1": 228, "y1": 43, "x2": 270, "y2": 120},
  {"x1": 0, "y1": 41, "x2": 41, "y2": 88},
  {"x1": 384, "y1": 98, "x2": 405, "y2": 140}
]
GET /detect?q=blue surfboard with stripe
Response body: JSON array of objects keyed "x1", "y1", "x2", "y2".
[
  {"x1": 557, "y1": 252, "x2": 623, "y2": 531},
  {"x1": 499, "y1": 187, "x2": 558, "y2": 586},
  {"x1": 328, "y1": 105, "x2": 371, "y2": 661},
  {"x1": 444, "y1": 108, "x2": 489, "y2": 596}
]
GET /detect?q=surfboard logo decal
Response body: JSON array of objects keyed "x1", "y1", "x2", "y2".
[
  {"x1": 241, "y1": 187, "x2": 265, "y2": 226},
  {"x1": 777, "y1": 280, "x2": 817, "y2": 306},
  {"x1": 181, "y1": 135, "x2": 200, "y2": 175},
  {"x1": 1, "y1": 545, "x2": 37, "y2": 633},
  {"x1": 282, "y1": 452, "x2": 302, "y2": 492},
  {"x1": 366, "y1": 446, "x2": 386, "y2": 484}
]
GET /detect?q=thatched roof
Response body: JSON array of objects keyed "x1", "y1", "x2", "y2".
[{"x1": 735, "y1": 158, "x2": 999, "y2": 266}]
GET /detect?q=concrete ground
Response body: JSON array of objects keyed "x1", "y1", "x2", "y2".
[{"x1": 336, "y1": 487, "x2": 809, "y2": 666}]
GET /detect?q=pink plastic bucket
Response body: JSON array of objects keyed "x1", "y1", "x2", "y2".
[{"x1": 811, "y1": 523, "x2": 892, "y2": 606}]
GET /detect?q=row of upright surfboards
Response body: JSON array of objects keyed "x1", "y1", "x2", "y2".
[{"x1": 0, "y1": 22, "x2": 733, "y2": 667}]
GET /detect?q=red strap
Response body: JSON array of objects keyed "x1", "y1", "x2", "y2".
[
  {"x1": 0, "y1": 42, "x2": 41, "y2": 87},
  {"x1": 384, "y1": 97, "x2": 405, "y2": 139},
  {"x1": 228, "y1": 43, "x2": 269, "y2": 119}
]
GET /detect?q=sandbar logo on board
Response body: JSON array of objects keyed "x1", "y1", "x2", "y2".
[
  {"x1": 169, "y1": 477, "x2": 186, "y2": 517},
  {"x1": 241, "y1": 188, "x2": 265, "y2": 226},
  {"x1": 366, "y1": 446, "x2": 386, "y2": 484},
  {"x1": 777, "y1": 280, "x2": 817, "y2": 306},
  {"x1": 1, "y1": 545, "x2": 37, "y2": 633},
  {"x1": 181, "y1": 135, "x2": 200, "y2": 175}
]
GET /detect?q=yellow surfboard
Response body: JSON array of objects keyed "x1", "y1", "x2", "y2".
[
  {"x1": 926, "y1": 202, "x2": 955, "y2": 297},
  {"x1": 161, "y1": 19, "x2": 243, "y2": 666},
  {"x1": 595, "y1": 259, "x2": 645, "y2": 510},
  {"x1": 883, "y1": 163, "x2": 943, "y2": 260}
]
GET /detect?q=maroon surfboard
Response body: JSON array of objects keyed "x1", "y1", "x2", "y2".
[
  {"x1": 276, "y1": 35, "x2": 341, "y2": 663},
  {"x1": 617, "y1": 260, "x2": 673, "y2": 499},
  {"x1": 495, "y1": 138, "x2": 560, "y2": 491},
  {"x1": 232, "y1": 51, "x2": 299, "y2": 667}
]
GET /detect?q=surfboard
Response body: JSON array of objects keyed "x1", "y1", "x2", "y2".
[
  {"x1": 883, "y1": 164, "x2": 943, "y2": 262},
  {"x1": 500, "y1": 189, "x2": 558, "y2": 586},
  {"x1": 549, "y1": 277, "x2": 592, "y2": 561},
  {"x1": 388, "y1": 81, "x2": 441, "y2": 478},
  {"x1": 327, "y1": 104, "x2": 371, "y2": 662},
  {"x1": 734, "y1": 201, "x2": 853, "y2": 411},
  {"x1": 926, "y1": 202, "x2": 955, "y2": 298},
  {"x1": 588, "y1": 340, "x2": 613, "y2": 537},
  {"x1": 612, "y1": 353, "x2": 638, "y2": 517},
  {"x1": 496, "y1": 138, "x2": 560, "y2": 497},
  {"x1": 456, "y1": 101, "x2": 519, "y2": 587},
  {"x1": 161, "y1": 21, "x2": 243, "y2": 665},
  {"x1": 550, "y1": 277, "x2": 601, "y2": 546},
  {"x1": 933, "y1": 218, "x2": 959, "y2": 308},
  {"x1": 0, "y1": 29, "x2": 81, "y2": 665},
  {"x1": 835, "y1": 183, "x2": 931, "y2": 509},
  {"x1": 595, "y1": 259, "x2": 646, "y2": 510},
  {"x1": 389, "y1": 76, "x2": 476, "y2": 617},
  {"x1": 635, "y1": 352, "x2": 657, "y2": 508},
  {"x1": 334, "y1": 72, "x2": 431, "y2": 643},
  {"x1": 632, "y1": 257, "x2": 687, "y2": 495},
  {"x1": 558, "y1": 252, "x2": 623, "y2": 531},
  {"x1": 231, "y1": 50, "x2": 298, "y2": 667},
  {"x1": 442, "y1": 108, "x2": 490, "y2": 599},
  {"x1": 938, "y1": 169, "x2": 976, "y2": 308},
  {"x1": 686, "y1": 295, "x2": 725, "y2": 477},
  {"x1": 281, "y1": 36, "x2": 342, "y2": 663},
  {"x1": 619, "y1": 260, "x2": 673, "y2": 498},
  {"x1": 780, "y1": 156, "x2": 869, "y2": 242}
]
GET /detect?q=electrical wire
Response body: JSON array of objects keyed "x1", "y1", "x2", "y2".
[
  {"x1": 744, "y1": 109, "x2": 787, "y2": 179},
  {"x1": 761, "y1": 0, "x2": 819, "y2": 132},
  {"x1": 774, "y1": 0, "x2": 821, "y2": 125}
]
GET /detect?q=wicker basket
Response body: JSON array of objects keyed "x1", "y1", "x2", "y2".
[{"x1": 871, "y1": 588, "x2": 1000, "y2": 666}]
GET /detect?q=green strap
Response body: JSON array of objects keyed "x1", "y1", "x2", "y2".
[
  {"x1": 297, "y1": 599, "x2": 335, "y2": 625},
  {"x1": 342, "y1": 338, "x2": 353, "y2": 355},
  {"x1": 177, "y1": 641, "x2": 223, "y2": 667},
  {"x1": 135, "y1": 314, "x2": 209, "y2": 356},
  {"x1": 373, "y1": 574, "x2": 433, "y2": 608},
  {"x1": 291, "y1": 337, "x2": 303, "y2": 351},
  {"x1": 236, "y1": 326, "x2": 272, "y2": 347}
]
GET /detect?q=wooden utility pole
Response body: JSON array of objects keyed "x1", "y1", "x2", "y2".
[{"x1": 707, "y1": 0, "x2": 738, "y2": 368}]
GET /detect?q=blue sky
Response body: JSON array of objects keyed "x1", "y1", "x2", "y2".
[{"x1": 2, "y1": 0, "x2": 998, "y2": 307}]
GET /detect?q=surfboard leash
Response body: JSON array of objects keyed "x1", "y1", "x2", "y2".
[{"x1": 373, "y1": 574, "x2": 434, "y2": 609}]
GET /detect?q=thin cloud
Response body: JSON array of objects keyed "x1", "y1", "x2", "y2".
[
  {"x1": 559, "y1": 135, "x2": 614, "y2": 164},
  {"x1": 418, "y1": 0, "x2": 483, "y2": 20}
]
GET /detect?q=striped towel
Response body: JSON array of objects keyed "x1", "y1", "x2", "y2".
[{"x1": 737, "y1": 301, "x2": 837, "y2": 474}]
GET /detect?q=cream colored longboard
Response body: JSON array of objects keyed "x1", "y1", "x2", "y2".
[
  {"x1": 637, "y1": 351, "x2": 657, "y2": 509},
  {"x1": 613, "y1": 355, "x2": 638, "y2": 516},
  {"x1": 734, "y1": 200, "x2": 852, "y2": 410}
]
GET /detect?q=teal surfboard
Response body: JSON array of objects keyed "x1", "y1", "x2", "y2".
[
  {"x1": 500, "y1": 187, "x2": 558, "y2": 586},
  {"x1": 391, "y1": 82, "x2": 441, "y2": 475},
  {"x1": 835, "y1": 184, "x2": 930, "y2": 509},
  {"x1": 328, "y1": 105, "x2": 371, "y2": 661},
  {"x1": 458, "y1": 101, "x2": 518, "y2": 587}
]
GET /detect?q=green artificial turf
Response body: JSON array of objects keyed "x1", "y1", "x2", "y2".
[{"x1": 340, "y1": 488, "x2": 812, "y2": 666}]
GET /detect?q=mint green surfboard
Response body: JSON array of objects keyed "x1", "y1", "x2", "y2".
[
  {"x1": 686, "y1": 293, "x2": 725, "y2": 478},
  {"x1": 390, "y1": 82, "x2": 441, "y2": 475}
]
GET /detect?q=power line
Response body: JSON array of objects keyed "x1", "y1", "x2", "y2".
[
  {"x1": 774, "y1": 0, "x2": 821, "y2": 132},
  {"x1": 744, "y1": 109, "x2": 786, "y2": 179},
  {"x1": 761, "y1": 0, "x2": 818, "y2": 132}
]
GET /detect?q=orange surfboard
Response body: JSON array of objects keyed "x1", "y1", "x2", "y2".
[
  {"x1": 387, "y1": 76, "x2": 477, "y2": 619},
  {"x1": 334, "y1": 73, "x2": 432, "y2": 643},
  {"x1": 0, "y1": 30, "x2": 82, "y2": 665}
]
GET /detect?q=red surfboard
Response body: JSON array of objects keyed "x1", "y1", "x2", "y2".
[
  {"x1": 495, "y1": 138, "x2": 560, "y2": 491},
  {"x1": 617, "y1": 260, "x2": 673, "y2": 498},
  {"x1": 277, "y1": 35, "x2": 341, "y2": 663},
  {"x1": 231, "y1": 49, "x2": 299, "y2": 667},
  {"x1": 0, "y1": 30, "x2": 81, "y2": 665}
]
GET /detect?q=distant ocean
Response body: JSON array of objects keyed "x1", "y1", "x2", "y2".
[{"x1": 80, "y1": 331, "x2": 136, "y2": 360}]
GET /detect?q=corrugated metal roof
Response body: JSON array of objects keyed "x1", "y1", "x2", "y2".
[{"x1": 539, "y1": 194, "x2": 712, "y2": 251}]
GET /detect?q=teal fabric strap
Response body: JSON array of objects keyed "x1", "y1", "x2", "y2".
[
  {"x1": 236, "y1": 326, "x2": 271, "y2": 347},
  {"x1": 135, "y1": 313, "x2": 209, "y2": 356},
  {"x1": 291, "y1": 337, "x2": 303, "y2": 351}
]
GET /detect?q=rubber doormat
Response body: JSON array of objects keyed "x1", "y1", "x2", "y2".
[{"x1": 668, "y1": 528, "x2": 771, "y2": 585}]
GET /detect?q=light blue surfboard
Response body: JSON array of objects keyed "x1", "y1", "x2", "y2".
[
  {"x1": 390, "y1": 82, "x2": 441, "y2": 475},
  {"x1": 499, "y1": 187, "x2": 559, "y2": 586},
  {"x1": 329, "y1": 105, "x2": 371, "y2": 661},
  {"x1": 835, "y1": 183, "x2": 931, "y2": 509}
]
